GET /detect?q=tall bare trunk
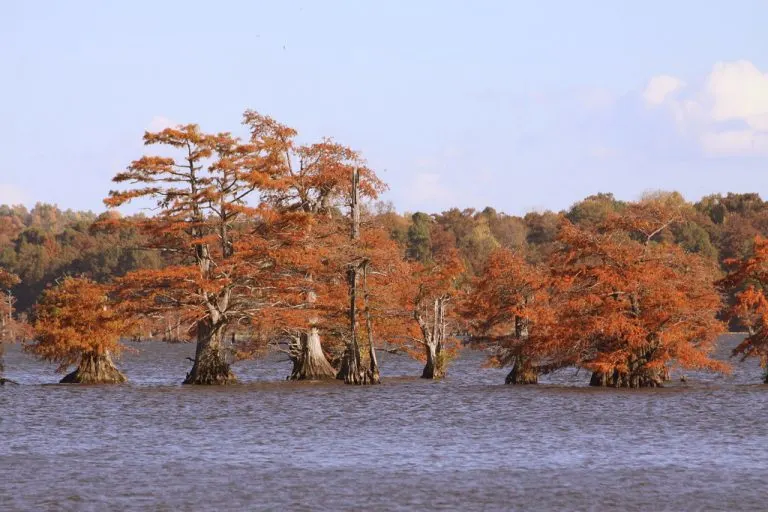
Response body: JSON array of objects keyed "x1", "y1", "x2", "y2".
[
  {"x1": 61, "y1": 350, "x2": 127, "y2": 384},
  {"x1": 336, "y1": 168, "x2": 378, "y2": 385},
  {"x1": 362, "y1": 263, "x2": 380, "y2": 384},
  {"x1": 184, "y1": 318, "x2": 236, "y2": 385},
  {"x1": 337, "y1": 262, "x2": 366, "y2": 384},
  {"x1": 418, "y1": 297, "x2": 449, "y2": 379}
]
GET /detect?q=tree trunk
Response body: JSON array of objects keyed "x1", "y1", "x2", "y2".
[
  {"x1": 421, "y1": 342, "x2": 445, "y2": 379},
  {"x1": 588, "y1": 369, "x2": 664, "y2": 388},
  {"x1": 505, "y1": 355, "x2": 538, "y2": 384},
  {"x1": 290, "y1": 328, "x2": 337, "y2": 380},
  {"x1": 362, "y1": 263, "x2": 380, "y2": 385},
  {"x1": 60, "y1": 351, "x2": 127, "y2": 384},
  {"x1": 183, "y1": 319, "x2": 236, "y2": 385},
  {"x1": 336, "y1": 168, "x2": 379, "y2": 386}
]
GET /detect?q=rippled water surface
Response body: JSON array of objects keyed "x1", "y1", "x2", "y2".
[{"x1": 1, "y1": 334, "x2": 767, "y2": 511}]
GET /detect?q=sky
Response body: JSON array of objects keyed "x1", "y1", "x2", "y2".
[{"x1": 1, "y1": 0, "x2": 767, "y2": 216}]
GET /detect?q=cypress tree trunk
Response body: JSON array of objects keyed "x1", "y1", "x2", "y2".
[
  {"x1": 362, "y1": 264, "x2": 380, "y2": 385},
  {"x1": 60, "y1": 351, "x2": 127, "y2": 384},
  {"x1": 421, "y1": 342, "x2": 445, "y2": 379},
  {"x1": 0, "y1": 342, "x2": 14, "y2": 384},
  {"x1": 183, "y1": 318, "x2": 236, "y2": 385},
  {"x1": 290, "y1": 328, "x2": 337, "y2": 380},
  {"x1": 336, "y1": 168, "x2": 379, "y2": 385},
  {"x1": 588, "y1": 369, "x2": 664, "y2": 388},
  {"x1": 505, "y1": 355, "x2": 538, "y2": 384}
]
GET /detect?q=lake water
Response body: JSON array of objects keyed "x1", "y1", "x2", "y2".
[{"x1": 1, "y1": 334, "x2": 767, "y2": 511}]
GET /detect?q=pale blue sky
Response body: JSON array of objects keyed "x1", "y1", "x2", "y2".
[{"x1": 2, "y1": 0, "x2": 767, "y2": 215}]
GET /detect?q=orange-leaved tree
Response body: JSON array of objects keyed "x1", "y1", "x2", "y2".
[
  {"x1": 106, "y1": 121, "x2": 308, "y2": 384},
  {"x1": 302, "y1": 169, "x2": 406, "y2": 385},
  {"x1": 550, "y1": 204, "x2": 726, "y2": 388},
  {"x1": 0, "y1": 268, "x2": 23, "y2": 379},
  {"x1": 0, "y1": 268, "x2": 22, "y2": 340},
  {"x1": 26, "y1": 276, "x2": 130, "y2": 383},
  {"x1": 241, "y1": 111, "x2": 386, "y2": 380},
  {"x1": 718, "y1": 236, "x2": 768, "y2": 383},
  {"x1": 405, "y1": 247, "x2": 465, "y2": 379},
  {"x1": 464, "y1": 248, "x2": 553, "y2": 384}
]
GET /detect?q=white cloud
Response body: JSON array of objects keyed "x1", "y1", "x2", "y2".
[
  {"x1": 705, "y1": 60, "x2": 768, "y2": 129},
  {"x1": 0, "y1": 184, "x2": 28, "y2": 205},
  {"x1": 147, "y1": 116, "x2": 177, "y2": 132},
  {"x1": 644, "y1": 60, "x2": 768, "y2": 155},
  {"x1": 643, "y1": 75, "x2": 686, "y2": 105}
]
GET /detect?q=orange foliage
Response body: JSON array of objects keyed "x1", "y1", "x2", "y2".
[
  {"x1": 400, "y1": 248, "x2": 465, "y2": 374},
  {"x1": 27, "y1": 277, "x2": 130, "y2": 372},
  {"x1": 719, "y1": 236, "x2": 768, "y2": 372},
  {"x1": 0, "y1": 269, "x2": 28, "y2": 343},
  {"x1": 464, "y1": 248, "x2": 553, "y2": 370},
  {"x1": 550, "y1": 217, "x2": 726, "y2": 382}
]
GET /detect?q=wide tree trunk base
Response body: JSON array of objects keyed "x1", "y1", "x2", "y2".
[
  {"x1": 336, "y1": 349, "x2": 380, "y2": 385},
  {"x1": 589, "y1": 370, "x2": 664, "y2": 388},
  {"x1": 60, "y1": 353, "x2": 127, "y2": 384},
  {"x1": 504, "y1": 356, "x2": 538, "y2": 385},
  {"x1": 290, "y1": 331, "x2": 337, "y2": 381},
  {"x1": 183, "y1": 348, "x2": 236, "y2": 385},
  {"x1": 421, "y1": 360, "x2": 445, "y2": 380},
  {"x1": 337, "y1": 368, "x2": 381, "y2": 385},
  {"x1": 505, "y1": 364, "x2": 538, "y2": 385},
  {"x1": 421, "y1": 346, "x2": 446, "y2": 380}
]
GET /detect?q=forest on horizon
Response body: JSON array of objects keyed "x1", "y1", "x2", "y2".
[{"x1": 0, "y1": 188, "x2": 765, "y2": 317}]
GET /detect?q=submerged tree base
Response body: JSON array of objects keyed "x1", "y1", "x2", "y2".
[
  {"x1": 589, "y1": 370, "x2": 663, "y2": 388},
  {"x1": 60, "y1": 353, "x2": 127, "y2": 384},
  {"x1": 183, "y1": 348, "x2": 236, "y2": 385},
  {"x1": 289, "y1": 331, "x2": 337, "y2": 381},
  {"x1": 505, "y1": 361, "x2": 538, "y2": 385},
  {"x1": 336, "y1": 348, "x2": 380, "y2": 385},
  {"x1": 421, "y1": 347, "x2": 446, "y2": 380},
  {"x1": 421, "y1": 362, "x2": 445, "y2": 380}
]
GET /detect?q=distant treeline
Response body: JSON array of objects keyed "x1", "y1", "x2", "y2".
[{"x1": 0, "y1": 190, "x2": 764, "y2": 316}]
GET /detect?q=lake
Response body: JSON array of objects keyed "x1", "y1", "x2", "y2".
[{"x1": 1, "y1": 334, "x2": 767, "y2": 511}]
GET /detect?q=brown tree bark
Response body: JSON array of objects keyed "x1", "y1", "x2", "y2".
[
  {"x1": 421, "y1": 342, "x2": 445, "y2": 379},
  {"x1": 336, "y1": 168, "x2": 379, "y2": 385},
  {"x1": 60, "y1": 351, "x2": 127, "y2": 384},
  {"x1": 505, "y1": 355, "x2": 538, "y2": 384},
  {"x1": 183, "y1": 318, "x2": 236, "y2": 385},
  {"x1": 290, "y1": 328, "x2": 337, "y2": 380}
]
